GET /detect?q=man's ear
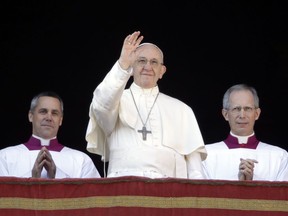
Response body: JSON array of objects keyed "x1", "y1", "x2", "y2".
[
  {"x1": 28, "y1": 111, "x2": 33, "y2": 122},
  {"x1": 254, "y1": 107, "x2": 261, "y2": 120},
  {"x1": 222, "y1": 109, "x2": 229, "y2": 121},
  {"x1": 59, "y1": 116, "x2": 63, "y2": 126},
  {"x1": 159, "y1": 65, "x2": 167, "y2": 79}
]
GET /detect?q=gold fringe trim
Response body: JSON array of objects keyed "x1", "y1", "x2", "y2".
[{"x1": 1, "y1": 196, "x2": 287, "y2": 212}]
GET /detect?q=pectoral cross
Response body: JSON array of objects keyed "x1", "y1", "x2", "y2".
[{"x1": 138, "y1": 126, "x2": 151, "y2": 141}]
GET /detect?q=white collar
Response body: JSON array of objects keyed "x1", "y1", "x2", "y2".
[
  {"x1": 32, "y1": 134, "x2": 56, "y2": 146},
  {"x1": 230, "y1": 131, "x2": 254, "y2": 144}
]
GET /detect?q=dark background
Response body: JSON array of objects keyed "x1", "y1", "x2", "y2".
[{"x1": 1, "y1": 1, "x2": 288, "y2": 177}]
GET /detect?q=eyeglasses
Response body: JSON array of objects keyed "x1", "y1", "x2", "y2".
[
  {"x1": 136, "y1": 57, "x2": 163, "y2": 68},
  {"x1": 228, "y1": 106, "x2": 256, "y2": 114}
]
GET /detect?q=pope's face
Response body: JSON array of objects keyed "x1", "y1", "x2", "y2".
[{"x1": 132, "y1": 44, "x2": 166, "y2": 89}]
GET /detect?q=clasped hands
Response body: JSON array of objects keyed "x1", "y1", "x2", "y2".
[
  {"x1": 238, "y1": 158, "x2": 258, "y2": 180},
  {"x1": 32, "y1": 146, "x2": 56, "y2": 179}
]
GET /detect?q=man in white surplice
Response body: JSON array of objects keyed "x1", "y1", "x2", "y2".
[
  {"x1": 85, "y1": 31, "x2": 207, "y2": 179},
  {"x1": 202, "y1": 84, "x2": 288, "y2": 181},
  {"x1": 0, "y1": 91, "x2": 101, "y2": 179}
]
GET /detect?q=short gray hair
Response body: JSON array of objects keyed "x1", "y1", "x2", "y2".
[
  {"x1": 30, "y1": 91, "x2": 64, "y2": 114},
  {"x1": 222, "y1": 84, "x2": 259, "y2": 109}
]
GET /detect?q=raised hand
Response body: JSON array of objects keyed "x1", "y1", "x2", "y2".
[{"x1": 118, "y1": 31, "x2": 144, "y2": 70}]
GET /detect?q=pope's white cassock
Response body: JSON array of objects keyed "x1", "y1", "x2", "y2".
[
  {"x1": 202, "y1": 133, "x2": 288, "y2": 181},
  {"x1": 0, "y1": 136, "x2": 101, "y2": 178},
  {"x1": 85, "y1": 62, "x2": 207, "y2": 179}
]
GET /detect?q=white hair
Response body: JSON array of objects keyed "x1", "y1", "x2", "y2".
[{"x1": 136, "y1": 42, "x2": 164, "y2": 62}]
